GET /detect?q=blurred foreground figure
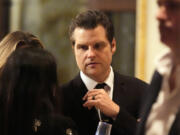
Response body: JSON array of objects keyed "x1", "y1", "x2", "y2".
[
  {"x1": 136, "y1": 0, "x2": 180, "y2": 135},
  {"x1": 0, "y1": 48, "x2": 78, "y2": 135}
]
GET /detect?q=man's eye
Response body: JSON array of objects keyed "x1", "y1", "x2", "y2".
[
  {"x1": 94, "y1": 43, "x2": 104, "y2": 50},
  {"x1": 78, "y1": 45, "x2": 88, "y2": 50},
  {"x1": 94, "y1": 44, "x2": 100, "y2": 49}
]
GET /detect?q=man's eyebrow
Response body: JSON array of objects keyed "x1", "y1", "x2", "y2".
[
  {"x1": 76, "y1": 44, "x2": 88, "y2": 48},
  {"x1": 76, "y1": 43, "x2": 86, "y2": 46},
  {"x1": 95, "y1": 41, "x2": 107, "y2": 45}
]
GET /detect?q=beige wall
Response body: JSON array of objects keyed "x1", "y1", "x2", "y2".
[
  {"x1": 135, "y1": 0, "x2": 167, "y2": 83},
  {"x1": 10, "y1": 0, "x2": 22, "y2": 31},
  {"x1": 145, "y1": 0, "x2": 167, "y2": 82}
]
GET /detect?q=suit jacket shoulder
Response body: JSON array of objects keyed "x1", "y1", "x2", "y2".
[{"x1": 113, "y1": 72, "x2": 149, "y2": 116}]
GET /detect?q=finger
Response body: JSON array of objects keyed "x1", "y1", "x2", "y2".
[
  {"x1": 83, "y1": 101, "x2": 94, "y2": 110},
  {"x1": 92, "y1": 95, "x2": 95, "y2": 100},
  {"x1": 85, "y1": 91, "x2": 102, "y2": 98},
  {"x1": 88, "y1": 89, "x2": 104, "y2": 95},
  {"x1": 87, "y1": 95, "x2": 95, "y2": 100},
  {"x1": 82, "y1": 90, "x2": 97, "y2": 100},
  {"x1": 82, "y1": 93, "x2": 88, "y2": 100},
  {"x1": 83, "y1": 100, "x2": 97, "y2": 108},
  {"x1": 93, "y1": 94, "x2": 103, "y2": 99},
  {"x1": 88, "y1": 106, "x2": 93, "y2": 110},
  {"x1": 83, "y1": 93, "x2": 96, "y2": 101},
  {"x1": 83, "y1": 91, "x2": 98, "y2": 101}
]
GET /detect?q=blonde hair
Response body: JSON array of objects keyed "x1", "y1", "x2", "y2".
[{"x1": 0, "y1": 31, "x2": 44, "y2": 68}]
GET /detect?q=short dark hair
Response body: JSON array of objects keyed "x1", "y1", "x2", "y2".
[{"x1": 69, "y1": 10, "x2": 114, "y2": 45}]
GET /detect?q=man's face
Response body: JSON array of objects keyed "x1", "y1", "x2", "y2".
[
  {"x1": 72, "y1": 25, "x2": 116, "y2": 82},
  {"x1": 156, "y1": 0, "x2": 180, "y2": 48}
]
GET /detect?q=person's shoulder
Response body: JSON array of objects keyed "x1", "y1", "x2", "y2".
[{"x1": 114, "y1": 71, "x2": 149, "y2": 87}]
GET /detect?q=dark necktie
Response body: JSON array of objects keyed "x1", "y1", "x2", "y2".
[
  {"x1": 95, "y1": 83, "x2": 107, "y2": 89},
  {"x1": 95, "y1": 83, "x2": 113, "y2": 124}
]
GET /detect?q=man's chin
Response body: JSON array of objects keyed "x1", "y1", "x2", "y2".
[
  {"x1": 86, "y1": 71, "x2": 98, "y2": 76},
  {"x1": 85, "y1": 70, "x2": 99, "y2": 78}
]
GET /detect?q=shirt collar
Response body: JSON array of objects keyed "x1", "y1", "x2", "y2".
[
  {"x1": 155, "y1": 48, "x2": 173, "y2": 75},
  {"x1": 80, "y1": 66, "x2": 114, "y2": 91}
]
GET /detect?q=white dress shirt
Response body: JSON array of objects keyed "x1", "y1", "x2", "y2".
[
  {"x1": 80, "y1": 66, "x2": 114, "y2": 99},
  {"x1": 146, "y1": 48, "x2": 180, "y2": 135}
]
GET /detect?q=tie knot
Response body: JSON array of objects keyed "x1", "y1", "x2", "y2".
[
  {"x1": 95, "y1": 83, "x2": 106, "y2": 89},
  {"x1": 95, "y1": 83, "x2": 110, "y2": 92}
]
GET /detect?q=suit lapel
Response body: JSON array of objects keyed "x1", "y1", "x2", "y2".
[
  {"x1": 72, "y1": 74, "x2": 88, "y2": 100},
  {"x1": 72, "y1": 74, "x2": 99, "y2": 120},
  {"x1": 112, "y1": 72, "x2": 126, "y2": 105}
]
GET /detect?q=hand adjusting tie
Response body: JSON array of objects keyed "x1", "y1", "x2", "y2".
[{"x1": 94, "y1": 83, "x2": 113, "y2": 124}]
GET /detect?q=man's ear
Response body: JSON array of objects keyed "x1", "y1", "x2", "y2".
[
  {"x1": 111, "y1": 38, "x2": 116, "y2": 55},
  {"x1": 72, "y1": 44, "x2": 75, "y2": 52},
  {"x1": 72, "y1": 45, "x2": 76, "y2": 54},
  {"x1": 71, "y1": 39, "x2": 75, "y2": 50}
]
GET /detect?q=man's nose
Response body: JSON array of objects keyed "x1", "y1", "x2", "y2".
[
  {"x1": 156, "y1": 6, "x2": 167, "y2": 21},
  {"x1": 87, "y1": 47, "x2": 96, "y2": 58}
]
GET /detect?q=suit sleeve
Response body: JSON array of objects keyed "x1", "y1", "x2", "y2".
[
  {"x1": 112, "y1": 106, "x2": 138, "y2": 135},
  {"x1": 112, "y1": 74, "x2": 149, "y2": 135}
]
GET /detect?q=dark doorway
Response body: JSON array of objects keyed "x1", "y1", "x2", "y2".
[{"x1": 0, "y1": 0, "x2": 11, "y2": 40}]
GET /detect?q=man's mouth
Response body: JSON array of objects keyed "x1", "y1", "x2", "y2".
[{"x1": 86, "y1": 62, "x2": 99, "y2": 66}]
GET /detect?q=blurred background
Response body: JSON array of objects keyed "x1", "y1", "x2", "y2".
[{"x1": 0, "y1": 0, "x2": 166, "y2": 83}]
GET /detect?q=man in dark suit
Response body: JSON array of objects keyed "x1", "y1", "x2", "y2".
[
  {"x1": 61, "y1": 10, "x2": 148, "y2": 135},
  {"x1": 136, "y1": 0, "x2": 180, "y2": 135}
]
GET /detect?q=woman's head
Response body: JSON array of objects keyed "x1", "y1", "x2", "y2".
[
  {"x1": 0, "y1": 31, "x2": 44, "y2": 68},
  {"x1": 0, "y1": 48, "x2": 59, "y2": 135}
]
